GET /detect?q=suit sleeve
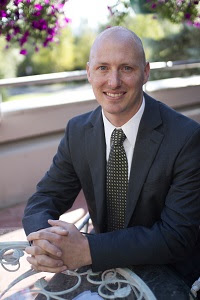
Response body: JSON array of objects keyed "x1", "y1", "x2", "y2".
[
  {"x1": 87, "y1": 126, "x2": 200, "y2": 271},
  {"x1": 22, "y1": 121, "x2": 81, "y2": 235}
]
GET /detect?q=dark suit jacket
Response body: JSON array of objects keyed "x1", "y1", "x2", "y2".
[{"x1": 22, "y1": 93, "x2": 200, "y2": 284}]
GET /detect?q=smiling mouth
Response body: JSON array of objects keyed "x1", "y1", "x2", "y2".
[{"x1": 105, "y1": 92, "x2": 125, "y2": 98}]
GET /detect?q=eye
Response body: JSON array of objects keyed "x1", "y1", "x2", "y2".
[
  {"x1": 122, "y1": 66, "x2": 132, "y2": 71},
  {"x1": 98, "y1": 66, "x2": 107, "y2": 71}
]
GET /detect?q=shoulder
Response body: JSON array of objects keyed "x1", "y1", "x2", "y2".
[
  {"x1": 145, "y1": 93, "x2": 200, "y2": 136},
  {"x1": 67, "y1": 106, "x2": 102, "y2": 129}
]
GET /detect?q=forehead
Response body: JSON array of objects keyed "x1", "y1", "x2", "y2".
[{"x1": 90, "y1": 32, "x2": 143, "y2": 65}]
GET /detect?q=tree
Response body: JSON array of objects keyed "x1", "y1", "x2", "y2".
[
  {"x1": 17, "y1": 28, "x2": 75, "y2": 76},
  {"x1": 0, "y1": 38, "x2": 20, "y2": 78},
  {"x1": 109, "y1": 0, "x2": 200, "y2": 29},
  {"x1": 105, "y1": 5, "x2": 200, "y2": 79},
  {"x1": 73, "y1": 28, "x2": 96, "y2": 70},
  {"x1": 16, "y1": 26, "x2": 97, "y2": 76}
]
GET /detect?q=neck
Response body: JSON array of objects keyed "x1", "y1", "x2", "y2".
[{"x1": 103, "y1": 100, "x2": 143, "y2": 127}]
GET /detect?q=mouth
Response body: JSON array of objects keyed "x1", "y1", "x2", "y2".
[{"x1": 104, "y1": 92, "x2": 125, "y2": 98}]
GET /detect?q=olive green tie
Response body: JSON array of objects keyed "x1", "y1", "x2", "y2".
[{"x1": 106, "y1": 128, "x2": 128, "y2": 231}]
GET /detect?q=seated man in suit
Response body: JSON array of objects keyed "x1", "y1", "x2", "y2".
[{"x1": 23, "y1": 26, "x2": 200, "y2": 288}]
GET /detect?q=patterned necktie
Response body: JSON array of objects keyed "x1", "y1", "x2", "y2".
[{"x1": 106, "y1": 128, "x2": 128, "y2": 231}]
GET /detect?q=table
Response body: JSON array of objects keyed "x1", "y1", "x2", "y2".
[
  {"x1": 0, "y1": 240, "x2": 198, "y2": 300},
  {"x1": 34, "y1": 264, "x2": 196, "y2": 300}
]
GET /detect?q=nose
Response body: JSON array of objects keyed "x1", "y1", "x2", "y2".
[{"x1": 108, "y1": 70, "x2": 121, "y2": 89}]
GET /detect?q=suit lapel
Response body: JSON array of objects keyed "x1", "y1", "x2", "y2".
[
  {"x1": 84, "y1": 96, "x2": 165, "y2": 230},
  {"x1": 85, "y1": 107, "x2": 107, "y2": 231},
  {"x1": 125, "y1": 95, "x2": 164, "y2": 226}
]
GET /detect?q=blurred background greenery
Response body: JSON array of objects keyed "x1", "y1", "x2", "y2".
[{"x1": 0, "y1": 0, "x2": 200, "y2": 102}]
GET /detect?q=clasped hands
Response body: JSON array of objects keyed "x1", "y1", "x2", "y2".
[{"x1": 25, "y1": 220, "x2": 92, "y2": 273}]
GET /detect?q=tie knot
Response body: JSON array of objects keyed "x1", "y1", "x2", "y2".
[{"x1": 111, "y1": 129, "x2": 126, "y2": 146}]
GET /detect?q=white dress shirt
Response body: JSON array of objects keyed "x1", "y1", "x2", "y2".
[{"x1": 102, "y1": 97, "x2": 145, "y2": 178}]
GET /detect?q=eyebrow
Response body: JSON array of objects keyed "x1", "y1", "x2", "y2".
[
  {"x1": 95, "y1": 62, "x2": 109, "y2": 65},
  {"x1": 94, "y1": 62, "x2": 139, "y2": 68}
]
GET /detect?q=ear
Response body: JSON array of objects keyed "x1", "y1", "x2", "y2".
[
  {"x1": 143, "y1": 62, "x2": 150, "y2": 84},
  {"x1": 86, "y1": 62, "x2": 91, "y2": 83}
]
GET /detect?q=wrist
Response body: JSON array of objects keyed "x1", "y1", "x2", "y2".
[{"x1": 83, "y1": 235, "x2": 92, "y2": 266}]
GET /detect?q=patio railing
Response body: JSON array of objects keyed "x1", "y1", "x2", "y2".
[
  {"x1": 0, "y1": 59, "x2": 200, "y2": 88},
  {"x1": 0, "y1": 60, "x2": 199, "y2": 211}
]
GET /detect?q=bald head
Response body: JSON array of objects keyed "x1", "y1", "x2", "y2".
[{"x1": 89, "y1": 26, "x2": 146, "y2": 66}]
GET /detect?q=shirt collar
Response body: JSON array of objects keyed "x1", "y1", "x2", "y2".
[{"x1": 102, "y1": 97, "x2": 145, "y2": 147}]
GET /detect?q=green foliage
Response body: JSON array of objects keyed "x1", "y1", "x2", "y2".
[
  {"x1": 146, "y1": 0, "x2": 200, "y2": 24},
  {"x1": 17, "y1": 27, "x2": 96, "y2": 76},
  {"x1": 130, "y1": 0, "x2": 152, "y2": 13},
  {"x1": 107, "y1": 13, "x2": 181, "y2": 60},
  {"x1": 0, "y1": 37, "x2": 23, "y2": 78},
  {"x1": 17, "y1": 28, "x2": 75, "y2": 75},
  {"x1": 105, "y1": 10, "x2": 200, "y2": 80},
  {"x1": 0, "y1": 36, "x2": 24, "y2": 101},
  {"x1": 73, "y1": 29, "x2": 96, "y2": 69},
  {"x1": 149, "y1": 25, "x2": 200, "y2": 61},
  {"x1": 0, "y1": 0, "x2": 199, "y2": 85},
  {"x1": 32, "y1": 28, "x2": 75, "y2": 73},
  {"x1": 148, "y1": 25, "x2": 200, "y2": 80}
]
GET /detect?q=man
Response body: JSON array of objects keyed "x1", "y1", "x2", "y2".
[{"x1": 23, "y1": 26, "x2": 200, "y2": 286}]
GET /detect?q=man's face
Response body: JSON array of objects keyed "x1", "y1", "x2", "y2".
[{"x1": 87, "y1": 34, "x2": 150, "y2": 126}]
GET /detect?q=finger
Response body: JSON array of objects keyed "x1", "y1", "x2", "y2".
[
  {"x1": 25, "y1": 245, "x2": 46, "y2": 256},
  {"x1": 26, "y1": 246, "x2": 62, "y2": 260},
  {"x1": 48, "y1": 219, "x2": 71, "y2": 228},
  {"x1": 46, "y1": 226, "x2": 69, "y2": 236},
  {"x1": 31, "y1": 263, "x2": 67, "y2": 273},
  {"x1": 27, "y1": 229, "x2": 67, "y2": 242},
  {"x1": 27, "y1": 238, "x2": 62, "y2": 257},
  {"x1": 27, "y1": 254, "x2": 64, "y2": 268}
]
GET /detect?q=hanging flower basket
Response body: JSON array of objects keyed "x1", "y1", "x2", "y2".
[
  {"x1": 0, "y1": 0, "x2": 70, "y2": 55},
  {"x1": 108, "y1": 0, "x2": 200, "y2": 29},
  {"x1": 145, "y1": 0, "x2": 200, "y2": 27}
]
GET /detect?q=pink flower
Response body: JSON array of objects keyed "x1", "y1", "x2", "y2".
[
  {"x1": 107, "y1": 6, "x2": 114, "y2": 16},
  {"x1": 64, "y1": 17, "x2": 71, "y2": 23},
  {"x1": 186, "y1": 20, "x2": 193, "y2": 26},
  {"x1": 55, "y1": 3, "x2": 64, "y2": 10},
  {"x1": 34, "y1": 4, "x2": 43, "y2": 11},
  {"x1": 185, "y1": 13, "x2": 191, "y2": 19},
  {"x1": 9, "y1": 20, "x2": 15, "y2": 26},
  {"x1": 6, "y1": 34, "x2": 12, "y2": 41},
  {"x1": 176, "y1": 0, "x2": 183, "y2": 4},
  {"x1": 0, "y1": 0, "x2": 8, "y2": 6},
  {"x1": 1, "y1": 0, "x2": 68, "y2": 55},
  {"x1": 48, "y1": 27, "x2": 56, "y2": 35},
  {"x1": 14, "y1": 0, "x2": 23, "y2": 5},
  {"x1": 33, "y1": 11, "x2": 41, "y2": 16},
  {"x1": 32, "y1": 19, "x2": 47, "y2": 30},
  {"x1": 0, "y1": 10, "x2": 7, "y2": 17},
  {"x1": 19, "y1": 31, "x2": 29, "y2": 46},
  {"x1": 20, "y1": 49, "x2": 27, "y2": 55},
  {"x1": 43, "y1": 36, "x2": 54, "y2": 47},
  {"x1": 194, "y1": 22, "x2": 200, "y2": 28},
  {"x1": 13, "y1": 26, "x2": 20, "y2": 35}
]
